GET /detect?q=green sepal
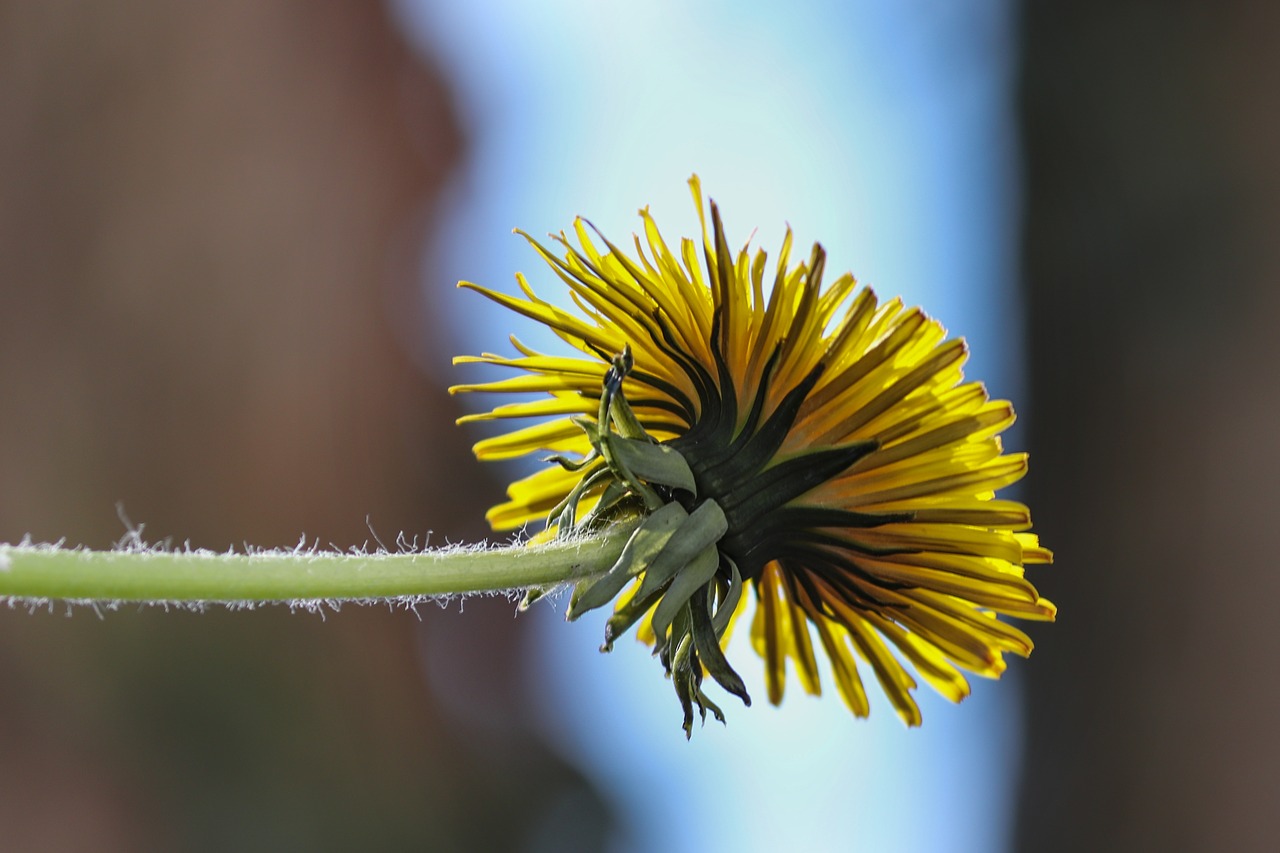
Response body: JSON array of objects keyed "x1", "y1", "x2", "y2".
[
  {"x1": 669, "y1": 632, "x2": 698, "y2": 736},
  {"x1": 518, "y1": 586, "x2": 547, "y2": 611},
  {"x1": 588, "y1": 358, "x2": 668, "y2": 511},
  {"x1": 569, "y1": 415, "x2": 601, "y2": 449},
  {"x1": 661, "y1": 597, "x2": 694, "y2": 673},
  {"x1": 602, "y1": 583, "x2": 666, "y2": 651},
  {"x1": 609, "y1": 438, "x2": 697, "y2": 496},
  {"x1": 607, "y1": 385, "x2": 649, "y2": 440},
  {"x1": 544, "y1": 451, "x2": 598, "y2": 472},
  {"x1": 693, "y1": 688, "x2": 726, "y2": 728},
  {"x1": 566, "y1": 575, "x2": 596, "y2": 615},
  {"x1": 600, "y1": 441, "x2": 663, "y2": 512},
  {"x1": 677, "y1": 678, "x2": 696, "y2": 737},
  {"x1": 576, "y1": 479, "x2": 632, "y2": 529},
  {"x1": 690, "y1": 585, "x2": 751, "y2": 706},
  {"x1": 669, "y1": 627, "x2": 727, "y2": 738},
  {"x1": 634, "y1": 499, "x2": 727, "y2": 603},
  {"x1": 547, "y1": 461, "x2": 609, "y2": 536},
  {"x1": 711, "y1": 557, "x2": 743, "y2": 637},
  {"x1": 649, "y1": 544, "x2": 720, "y2": 656},
  {"x1": 568, "y1": 501, "x2": 688, "y2": 619}
]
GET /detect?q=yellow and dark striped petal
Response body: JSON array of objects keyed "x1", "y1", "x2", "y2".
[{"x1": 451, "y1": 176, "x2": 1054, "y2": 732}]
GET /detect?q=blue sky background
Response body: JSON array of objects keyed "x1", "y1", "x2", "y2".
[{"x1": 393, "y1": 2, "x2": 1027, "y2": 850}]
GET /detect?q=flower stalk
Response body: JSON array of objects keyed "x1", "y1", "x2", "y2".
[
  {"x1": 0, "y1": 177, "x2": 1056, "y2": 736},
  {"x1": 0, "y1": 524, "x2": 638, "y2": 604}
]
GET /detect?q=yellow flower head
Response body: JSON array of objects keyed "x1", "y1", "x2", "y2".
[{"x1": 451, "y1": 177, "x2": 1053, "y2": 734}]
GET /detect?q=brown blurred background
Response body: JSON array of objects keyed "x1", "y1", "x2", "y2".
[
  {"x1": 0, "y1": 4, "x2": 610, "y2": 851},
  {"x1": 2, "y1": 2, "x2": 1278, "y2": 851},
  {"x1": 1015, "y1": 4, "x2": 1280, "y2": 850}
]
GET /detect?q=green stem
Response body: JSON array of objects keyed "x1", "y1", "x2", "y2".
[{"x1": 0, "y1": 523, "x2": 638, "y2": 604}]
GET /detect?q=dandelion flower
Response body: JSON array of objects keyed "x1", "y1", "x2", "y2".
[{"x1": 451, "y1": 177, "x2": 1054, "y2": 734}]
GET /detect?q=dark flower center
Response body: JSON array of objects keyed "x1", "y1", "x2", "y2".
[{"x1": 666, "y1": 358, "x2": 887, "y2": 582}]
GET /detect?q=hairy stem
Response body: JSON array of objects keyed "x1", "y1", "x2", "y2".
[{"x1": 0, "y1": 523, "x2": 638, "y2": 604}]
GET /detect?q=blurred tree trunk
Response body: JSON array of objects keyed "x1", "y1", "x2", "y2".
[{"x1": 1016, "y1": 4, "x2": 1280, "y2": 850}]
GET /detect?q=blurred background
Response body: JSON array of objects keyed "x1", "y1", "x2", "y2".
[{"x1": 0, "y1": 1, "x2": 1275, "y2": 851}]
